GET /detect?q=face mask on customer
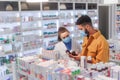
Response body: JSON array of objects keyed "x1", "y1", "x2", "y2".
[
  {"x1": 80, "y1": 30, "x2": 87, "y2": 37},
  {"x1": 62, "y1": 36, "x2": 71, "y2": 43}
]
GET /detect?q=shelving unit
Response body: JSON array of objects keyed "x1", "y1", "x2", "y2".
[
  {"x1": 107, "y1": 4, "x2": 120, "y2": 65},
  {"x1": 115, "y1": 4, "x2": 120, "y2": 40},
  {"x1": 74, "y1": 2, "x2": 98, "y2": 45},
  {"x1": 74, "y1": 3, "x2": 87, "y2": 44},
  {"x1": 0, "y1": 1, "x2": 20, "y2": 80},
  {"x1": 59, "y1": 2, "x2": 75, "y2": 37},
  {"x1": 42, "y1": 2, "x2": 59, "y2": 50},
  {"x1": 0, "y1": 11, "x2": 21, "y2": 55},
  {"x1": 20, "y1": 2, "x2": 43, "y2": 56},
  {"x1": 87, "y1": 3, "x2": 98, "y2": 29},
  {"x1": 0, "y1": 0, "x2": 99, "y2": 80}
]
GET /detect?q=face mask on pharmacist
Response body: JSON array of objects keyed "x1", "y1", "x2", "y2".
[{"x1": 61, "y1": 32, "x2": 71, "y2": 43}]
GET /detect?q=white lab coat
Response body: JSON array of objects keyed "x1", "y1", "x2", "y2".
[{"x1": 54, "y1": 37, "x2": 81, "y2": 59}]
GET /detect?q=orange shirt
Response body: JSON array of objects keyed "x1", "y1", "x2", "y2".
[{"x1": 81, "y1": 31, "x2": 109, "y2": 63}]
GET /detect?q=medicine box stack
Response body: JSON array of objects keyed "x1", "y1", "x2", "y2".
[
  {"x1": 0, "y1": 65, "x2": 12, "y2": 80},
  {"x1": 17, "y1": 54, "x2": 120, "y2": 80},
  {"x1": 41, "y1": 49, "x2": 59, "y2": 60}
]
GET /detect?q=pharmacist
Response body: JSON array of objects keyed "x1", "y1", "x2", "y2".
[
  {"x1": 69, "y1": 15, "x2": 109, "y2": 63},
  {"x1": 54, "y1": 27, "x2": 81, "y2": 59}
]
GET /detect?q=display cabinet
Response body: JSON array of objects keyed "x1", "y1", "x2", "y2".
[
  {"x1": 41, "y1": 2, "x2": 99, "y2": 50},
  {"x1": 99, "y1": 4, "x2": 120, "y2": 64},
  {"x1": 109, "y1": 4, "x2": 120, "y2": 64},
  {"x1": 59, "y1": 3, "x2": 75, "y2": 37},
  {"x1": 74, "y1": 3, "x2": 87, "y2": 20},
  {"x1": 74, "y1": 2, "x2": 98, "y2": 45},
  {"x1": 0, "y1": 0, "x2": 99, "y2": 79},
  {"x1": 115, "y1": 4, "x2": 120, "y2": 40},
  {"x1": 20, "y1": 2, "x2": 43, "y2": 56},
  {"x1": 42, "y1": 2, "x2": 58, "y2": 50},
  {"x1": 74, "y1": 3, "x2": 87, "y2": 44},
  {"x1": 0, "y1": 1, "x2": 20, "y2": 80},
  {"x1": 87, "y1": 3, "x2": 98, "y2": 29}
]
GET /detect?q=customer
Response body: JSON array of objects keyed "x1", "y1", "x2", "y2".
[
  {"x1": 54, "y1": 27, "x2": 81, "y2": 59},
  {"x1": 69, "y1": 15, "x2": 109, "y2": 63}
]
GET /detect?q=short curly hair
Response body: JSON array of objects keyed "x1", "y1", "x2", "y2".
[{"x1": 76, "y1": 15, "x2": 93, "y2": 27}]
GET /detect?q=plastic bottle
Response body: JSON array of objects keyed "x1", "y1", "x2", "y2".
[
  {"x1": 80, "y1": 56, "x2": 87, "y2": 69},
  {"x1": 6, "y1": 36, "x2": 10, "y2": 44},
  {"x1": 51, "y1": 72, "x2": 56, "y2": 80},
  {"x1": 104, "y1": 63, "x2": 109, "y2": 76},
  {"x1": 87, "y1": 56, "x2": 92, "y2": 63},
  {"x1": 87, "y1": 56, "x2": 92, "y2": 70},
  {"x1": 91, "y1": 64, "x2": 97, "y2": 71},
  {"x1": 96, "y1": 64, "x2": 102, "y2": 75},
  {"x1": 6, "y1": 56, "x2": 10, "y2": 64},
  {"x1": 47, "y1": 67, "x2": 52, "y2": 80},
  {"x1": 56, "y1": 72, "x2": 60, "y2": 80},
  {"x1": 100, "y1": 62, "x2": 106, "y2": 75},
  {"x1": 76, "y1": 75, "x2": 84, "y2": 80}
]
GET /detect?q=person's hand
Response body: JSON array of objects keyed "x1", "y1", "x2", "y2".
[
  {"x1": 68, "y1": 53, "x2": 74, "y2": 58},
  {"x1": 68, "y1": 54, "x2": 80, "y2": 61},
  {"x1": 74, "y1": 56, "x2": 80, "y2": 61}
]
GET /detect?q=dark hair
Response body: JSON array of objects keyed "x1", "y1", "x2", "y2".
[
  {"x1": 58, "y1": 27, "x2": 69, "y2": 41},
  {"x1": 76, "y1": 15, "x2": 92, "y2": 26}
]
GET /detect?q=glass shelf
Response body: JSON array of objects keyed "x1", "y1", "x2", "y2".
[
  {"x1": 42, "y1": 2, "x2": 58, "y2": 10},
  {"x1": 88, "y1": 3, "x2": 97, "y2": 10},
  {"x1": 22, "y1": 27, "x2": 42, "y2": 32},
  {"x1": 60, "y1": 3, "x2": 73, "y2": 10},
  {"x1": 0, "y1": 52, "x2": 18, "y2": 57},
  {"x1": 21, "y1": 2, "x2": 40, "y2": 11},
  {"x1": 0, "y1": 1, "x2": 18, "y2": 11},
  {"x1": 43, "y1": 34, "x2": 58, "y2": 38},
  {"x1": 75, "y1": 3, "x2": 86, "y2": 10},
  {"x1": 0, "y1": 1, "x2": 99, "y2": 80}
]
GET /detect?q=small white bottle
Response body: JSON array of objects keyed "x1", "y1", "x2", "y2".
[
  {"x1": 80, "y1": 56, "x2": 87, "y2": 69},
  {"x1": 87, "y1": 56, "x2": 92, "y2": 70},
  {"x1": 96, "y1": 64, "x2": 102, "y2": 75},
  {"x1": 47, "y1": 67, "x2": 52, "y2": 80}
]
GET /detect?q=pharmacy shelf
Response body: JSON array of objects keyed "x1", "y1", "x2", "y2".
[
  {"x1": 22, "y1": 27, "x2": 42, "y2": 32},
  {"x1": 0, "y1": 73, "x2": 13, "y2": 80},
  {"x1": 0, "y1": 52, "x2": 18, "y2": 57},
  {"x1": 22, "y1": 48, "x2": 42, "y2": 57},
  {"x1": 22, "y1": 20, "x2": 41, "y2": 24},
  {"x1": 17, "y1": 69, "x2": 28, "y2": 77},
  {"x1": 17, "y1": 69, "x2": 39, "y2": 80},
  {"x1": 0, "y1": 1, "x2": 98, "y2": 80},
  {"x1": 109, "y1": 59, "x2": 120, "y2": 63},
  {"x1": 17, "y1": 65, "x2": 27, "y2": 70},
  {"x1": 0, "y1": 32, "x2": 21, "y2": 36},
  {"x1": 23, "y1": 47, "x2": 42, "y2": 52}
]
